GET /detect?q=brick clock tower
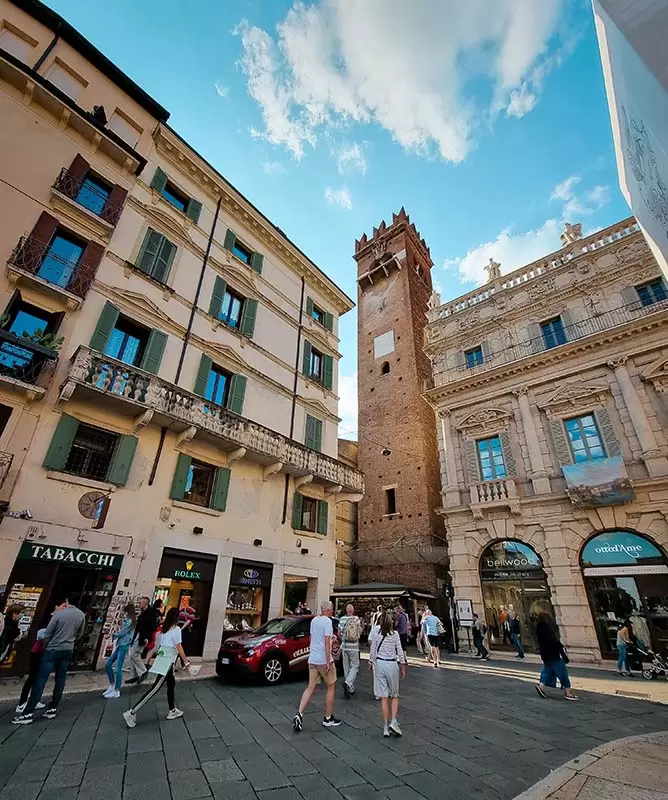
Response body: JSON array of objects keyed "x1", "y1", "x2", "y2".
[{"x1": 354, "y1": 210, "x2": 446, "y2": 593}]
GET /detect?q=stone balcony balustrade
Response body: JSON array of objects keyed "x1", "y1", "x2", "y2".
[{"x1": 470, "y1": 478, "x2": 519, "y2": 519}]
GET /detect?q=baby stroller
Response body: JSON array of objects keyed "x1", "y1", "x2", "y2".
[{"x1": 632, "y1": 641, "x2": 668, "y2": 680}]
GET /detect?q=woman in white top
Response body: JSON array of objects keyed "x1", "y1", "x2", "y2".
[
  {"x1": 369, "y1": 610, "x2": 407, "y2": 738},
  {"x1": 123, "y1": 607, "x2": 190, "y2": 728}
]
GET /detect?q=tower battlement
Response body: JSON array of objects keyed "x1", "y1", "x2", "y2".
[{"x1": 354, "y1": 207, "x2": 431, "y2": 260}]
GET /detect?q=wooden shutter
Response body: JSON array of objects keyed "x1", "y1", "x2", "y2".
[
  {"x1": 306, "y1": 297, "x2": 314, "y2": 318},
  {"x1": 67, "y1": 154, "x2": 90, "y2": 186},
  {"x1": 211, "y1": 467, "x2": 231, "y2": 511},
  {"x1": 42, "y1": 414, "x2": 79, "y2": 471},
  {"x1": 209, "y1": 277, "x2": 226, "y2": 318},
  {"x1": 302, "y1": 340, "x2": 312, "y2": 376},
  {"x1": 317, "y1": 500, "x2": 329, "y2": 535},
  {"x1": 139, "y1": 329, "x2": 167, "y2": 375},
  {"x1": 621, "y1": 286, "x2": 639, "y2": 309},
  {"x1": 250, "y1": 252, "x2": 263, "y2": 275},
  {"x1": 465, "y1": 439, "x2": 481, "y2": 483},
  {"x1": 454, "y1": 350, "x2": 466, "y2": 371},
  {"x1": 223, "y1": 229, "x2": 236, "y2": 251},
  {"x1": 481, "y1": 341, "x2": 491, "y2": 363},
  {"x1": 324, "y1": 312, "x2": 334, "y2": 332},
  {"x1": 323, "y1": 354, "x2": 334, "y2": 390},
  {"x1": 101, "y1": 184, "x2": 127, "y2": 226},
  {"x1": 150, "y1": 167, "x2": 168, "y2": 193},
  {"x1": 89, "y1": 301, "x2": 119, "y2": 352},
  {"x1": 549, "y1": 418, "x2": 573, "y2": 466},
  {"x1": 594, "y1": 407, "x2": 621, "y2": 457},
  {"x1": 499, "y1": 430, "x2": 517, "y2": 476},
  {"x1": 193, "y1": 354, "x2": 213, "y2": 397},
  {"x1": 170, "y1": 453, "x2": 192, "y2": 500},
  {"x1": 560, "y1": 309, "x2": 574, "y2": 341},
  {"x1": 136, "y1": 228, "x2": 163, "y2": 275},
  {"x1": 292, "y1": 492, "x2": 303, "y2": 529},
  {"x1": 305, "y1": 415, "x2": 322, "y2": 451},
  {"x1": 239, "y1": 298, "x2": 258, "y2": 339},
  {"x1": 107, "y1": 434, "x2": 138, "y2": 486},
  {"x1": 153, "y1": 238, "x2": 176, "y2": 283},
  {"x1": 528, "y1": 322, "x2": 543, "y2": 354},
  {"x1": 22, "y1": 212, "x2": 59, "y2": 273},
  {"x1": 75, "y1": 241, "x2": 105, "y2": 296},
  {"x1": 185, "y1": 199, "x2": 202, "y2": 224},
  {"x1": 227, "y1": 374, "x2": 247, "y2": 415}
]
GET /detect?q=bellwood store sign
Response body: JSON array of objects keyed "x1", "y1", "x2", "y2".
[{"x1": 18, "y1": 543, "x2": 122, "y2": 570}]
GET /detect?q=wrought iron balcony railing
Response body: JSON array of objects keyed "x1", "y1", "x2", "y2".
[
  {"x1": 53, "y1": 168, "x2": 124, "y2": 226},
  {"x1": 0, "y1": 329, "x2": 58, "y2": 388},
  {"x1": 65, "y1": 347, "x2": 365, "y2": 494},
  {"x1": 8, "y1": 235, "x2": 96, "y2": 299}
]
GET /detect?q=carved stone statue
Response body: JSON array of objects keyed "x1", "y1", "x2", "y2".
[
  {"x1": 560, "y1": 222, "x2": 582, "y2": 246},
  {"x1": 427, "y1": 289, "x2": 441, "y2": 310},
  {"x1": 484, "y1": 258, "x2": 501, "y2": 283}
]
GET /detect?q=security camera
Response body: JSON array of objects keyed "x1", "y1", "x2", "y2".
[
  {"x1": 22, "y1": 509, "x2": 33, "y2": 520},
  {"x1": 381, "y1": 447, "x2": 391, "y2": 457},
  {"x1": 168, "y1": 522, "x2": 176, "y2": 529}
]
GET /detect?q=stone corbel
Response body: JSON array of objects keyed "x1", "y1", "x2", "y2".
[
  {"x1": 59, "y1": 107, "x2": 71, "y2": 130},
  {"x1": 58, "y1": 380, "x2": 76, "y2": 403},
  {"x1": 227, "y1": 447, "x2": 246, "y2": 465},
  {"x1": 294, "y1": 475, "x2": 313, "y2": 491},
  {"x1": 133, "y1": 409, "x2": 154, "y2": 432},
  {"x1": 91, "y1": 132, "x2": 102, "y2": 154},
  {"x1": 24, "y1": 80, "x2": 35, "y2": 104},
  {"x1": 263, "y1": 462, "x2": 283, "y2": 481},
  {"x1": 175, "y1": 426, "x2": 197, "y2": 448}
]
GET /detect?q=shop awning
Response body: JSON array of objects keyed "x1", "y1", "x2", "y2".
[
  {"x1": 331, "y1": 582, "x2": 438, "y2": 600},
  {"x1": 345, "y1": 537, "x2": 448, "y2": 567}
]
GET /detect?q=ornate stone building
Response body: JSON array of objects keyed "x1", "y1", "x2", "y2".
[{"x1": 425, "y1": 218, "x2": 668, "y2": 662}]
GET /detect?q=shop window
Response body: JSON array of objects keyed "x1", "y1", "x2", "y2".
[
  {"x1": 540, "y1": 316, "x2": 567, "y2": 349},
  {"x1": 170, "y1": 453, "x2": 231, "y2": 511},
  {"x1": 292, "y1": 494, "x2": 329, "y2": 535},
  {"x1": 208, "y1": 277, "x2": 258, "y2": 339},
  {"x1": 635, "y1": 278, "x2": 667, "y2": 307},
  {"x1": 135, "y1": 228, "x2": 176, "y2": 284},
  {"x1": 222, "y1": 229, "x2": 264, "y2": 274},
  {"x1": 563, "y1": 414, "x2": 606, "y2": 463},
  {"x1": 302, "y1": 340, "x2": 333, "y2": 389},
  {"x1": 149, "y1": 168, "x2": 202, "y2": 223},
  {"x1": 385, "y1": 487, "x2": 397, "y2": 515},
  {"x1": 304, "y1": 414, "x2": 322, "y2": 451},
  {"x1": 476, "y1": 436, "x2": 507, "y2": 481}
]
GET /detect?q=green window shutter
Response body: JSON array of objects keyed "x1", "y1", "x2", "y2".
[
  {"x1": 313, "y1": 418, "x2": 322, "y2": 451},
  {"x1": 136, "y1": 228, "x2": 163, "y2": 275},
  {"x1": 302, "y1": 340, "x2": 312, "y2": 376},
  {"x1": 211, "y1": 466, "x2": 231, "y2": 511},
  {"x1": 185, "y1": 199, "x2": 202, "y2": 224},
  {"x1": 594, "y1": 407, "x2": 621, "y2": 458},
  {"x1": 250, "y1": 252, "x2": 263, "y2": 275},
  {"x1": 153, "y1": 238, "x2": 176, "y2": 283},
  {"x1": 465, "y1": 439, "x2": 481, "y2": 483},
  {"x1": 90, "y1": 301, "x2": 120, "y2": 353},
  {"x1": 239, "y1": 298, "x2": 258, "y2": 339},
  {"x1": 139, "y1": 329, "x2": 168, "y2": 375},
  {"x1": 150, "y1": 167, "x2": 168, "y2": 193},
  {"x1": 223, "y1": 229, "x2": 236, "y2": 251},
  {"x1": 306, "y1": 297, "x2": 314, "y2": 318},
  {"x1": 305, "y1": 415, "x2": 322, "y2": 451},
  {"x1": 227, "y1": 374, "x2": 247, "y2": 415},
  {"x1": 209, "y1": 276, "x2": 227, "y2": 317},
  {"x1": 549, "y1": 419, "x2": 573, "y2": 467},
  {"x1": 292, "y1": 492, "x2": 303, "y2": 530},
  {"x1": 193, "y1": 354, "x2": 213, "y2": 397},
  {"x1": 323, "y1": 354, "x2": 334, "y2": 390},
  {"x1": 43, "y1": 414, "x2": 79, "y2": 471},
  {"x1": 316, "y1": 500, "x2": 329, "y2": 535},
  {"x1": 107, "y1": 434, "x2": 138, "y2": 486},
  {"x1": 170, "y1": 453, "x2": 192, "y2": 500},
  {"x1": 324, "y1": 312, "x2": 334, "y2": 332}
]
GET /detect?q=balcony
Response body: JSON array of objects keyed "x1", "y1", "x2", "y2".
[
  {"x1": 60, "y1": 347, "x2": 365, "y2": 495},
  {"x1": 53, "y1": 168, "x2": 124, "y2": 228},
  {"x1": 0, "y1": 329, "x2": 58, "y2": 398},
  {"x1": 470, "y1": 478, "x2": 519, "y2": 518},
  {"x1": 7, "y1": 234, "x2": 95, "y2": 307}
]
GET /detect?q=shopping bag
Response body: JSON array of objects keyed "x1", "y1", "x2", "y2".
[{"x1": 149, "y1": 645, "x2": 177, "y2": 675}]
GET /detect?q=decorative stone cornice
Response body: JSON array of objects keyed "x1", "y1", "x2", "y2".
[
  {"x1": 537, "y1": 382, "x2": 610, "y2": 419},
  {"x1": 642, "y1": 356, "x2": 668, "y2": 394},
  {"x1": 455, "y1": 407, "x2": 512, "y2": 437},
  {"x1": 607, "y1": 357, "x2": 628, "y2": 370}
]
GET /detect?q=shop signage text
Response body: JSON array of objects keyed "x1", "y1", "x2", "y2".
[
  {"x1": 581, "y1": 531, "x2": 664, "y2": 567},
  {"x1": 18, "y1": 543, "x2": 122, "y2": 570},
  {"x1": 173, "y1": 560, "x2": 201, "y2": 581},
  {"x1": 484, "y1": 556, "x2": 540, "y2": 569},
  {"x1": 230, "y1": 560, "x2": 273, "y2": 588},
  {"x1": 239, "y1": 568, "x2": 262, "y2": 587}
]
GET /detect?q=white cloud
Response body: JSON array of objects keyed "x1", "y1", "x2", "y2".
[
  {"x1": 338, "y1": 372, "x2": 358, "y2": 440},
  {"x1": 215, "y1": 83, "x2": 229, "y2": 98},
  {"x1": 262, "y1": 160, "x2": 285, "y2": 175},
  {"x1": 551, "y1": 174, "x2": 581, "y2": 202},
  {"x1": 238, "y1": 0, "x2": 565, "y2": 162},
  {"x1": 334, "y1": 142, "x2": 367, "y2": 174},
  {"x1": 586, "y1": 184, "x2": 610, "y2": 208},
  {"x1": 324, "y1": 185, "x2": 352, "y2": 210}
]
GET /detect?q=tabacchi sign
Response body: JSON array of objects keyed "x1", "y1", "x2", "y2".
[{"x1": 19, "y1": 543, "x2": 122, "y2": 570}]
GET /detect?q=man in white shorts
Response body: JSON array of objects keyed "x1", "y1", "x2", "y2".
[{"x1": 293, "y1": 601, "x2": 342, "y2": 731}]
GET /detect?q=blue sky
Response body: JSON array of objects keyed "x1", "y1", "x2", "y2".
[{"x1": 45, "y1": 0, "x2": 631, "y2": 437}]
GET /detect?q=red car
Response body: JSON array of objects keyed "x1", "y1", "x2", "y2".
[{"x1": 216, "y1": 615, "x2": 342, "y2": 685}]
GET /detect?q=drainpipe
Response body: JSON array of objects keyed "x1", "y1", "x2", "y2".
[
  {"x1": 34, "y1": 32, "x2": 59, "y2": 72},
  {"x1": 282, "y1": 276, "x2": 306, "y2": 524}
]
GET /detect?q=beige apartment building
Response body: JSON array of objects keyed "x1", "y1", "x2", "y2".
[
  {"x1": 425, "y1": 219, "x2": 668, "y2": 663},
  {"x1": 0, "y1": 0, "x2": 362, "y2": 674}
]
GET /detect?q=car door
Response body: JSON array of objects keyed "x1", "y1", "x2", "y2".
[{"x1": 286, "y1": 618, "x2": 311, "y2": 672}]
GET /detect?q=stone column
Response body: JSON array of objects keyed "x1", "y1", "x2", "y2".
[
  {"x1": 438, "y1": 409, "x2": 460, "y2": 507},
  {"x1": 513, "y1": 387, "x2": 551, "y2": 494},
  {"x1": 609, "y1": 358, "x2": 668, "y2": 477}
]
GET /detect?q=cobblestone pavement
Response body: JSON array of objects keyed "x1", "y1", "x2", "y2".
[{"x1": 0, "y1": 658, "x2": 666, "y2": 800}]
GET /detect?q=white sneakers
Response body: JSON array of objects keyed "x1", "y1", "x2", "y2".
[
  {"x1": 166, "y1": 708, "x2": 184, "y2": 720},
  {"x1": 123, "y1": 710, "x2": 136, "y2": 728},
  {"x1": 15, "y1": 701, "x2": 45, "y2": 713},
  {"x1": 103, "y1": 685, "x2": 120, "y2": 699}
]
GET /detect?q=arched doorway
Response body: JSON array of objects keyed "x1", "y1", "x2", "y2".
[
  {"x1": 581, "y1": 530, "x2": 668, "y2": 658},
  {"x1": 479, "y1": 540, "x2": 554, "y2": 654}
]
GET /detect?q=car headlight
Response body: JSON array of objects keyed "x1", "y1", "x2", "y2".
[{"x1": 243, "y1": 649, "x2": 255, "y2": 658}]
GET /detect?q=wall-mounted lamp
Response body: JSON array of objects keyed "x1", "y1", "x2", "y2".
[
  {"x1": 193, "y1": 526, "x2": 204, "y2": 535},
  {"x1": 253, "y1": 538, "x2": 262, "y2": 546},
  {"x1": 301, "y1": 548, "x2": 309, "y2": 555}
]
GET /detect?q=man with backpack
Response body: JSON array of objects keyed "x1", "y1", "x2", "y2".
[
  {"x1": 472, "y1": 613, "x2": 489, "y2": 661},
  {"x1": 338, "y1": 603, "x2": 362, "y2": 699}
]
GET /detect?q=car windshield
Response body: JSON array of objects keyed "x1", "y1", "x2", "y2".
[{"x1": 252, "y1": 618, "x2": 298, "y2": 636}]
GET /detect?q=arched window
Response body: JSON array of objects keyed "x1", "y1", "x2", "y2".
[{"x1": 381, "y1": 361, "x2": 390, "y2": 375}]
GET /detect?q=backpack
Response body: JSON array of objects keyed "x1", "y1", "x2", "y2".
[
  {"x1": 342, "y1": 616, "x2": 361, "y2": 643},
  {"x1": 480, "y1": 622, "x2": 488, "y2": 636}
]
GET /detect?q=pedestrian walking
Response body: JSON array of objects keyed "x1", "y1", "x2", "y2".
[
  {"x1": 123, "y1": 607, "x2": 190, "y2": 729},
  {"x1": 394, "y1": 605, "x2": 410, "y2": 651},
  {"x1": 126, "y1": 597, "x2": 161, "y2": 684},
  {"x1": 472, "y1": 613, "x2": 489, "y2": 661},
  {"x1": 509, "y1": 611, "x2": 525, "y2": 659},
  {"x1": 421, "y1": 609, "x2": 441, "y2": 667},
  {"x1": 369, "y1": 610, "x2": 406, "y2": 737},
  {"x1": 293, "y1": 601, "x2": 341, "y2": 732},
  {"x1": 0, "y1": 604, "x2": 24, "y2": 664},
  {"x1": 103, "y1": 603, "x2": 136, "y2": 699},
  {"x1": 535, "y1": 613, "x2": 578, "y2": 701},
  {"x1": 178, "y1": 603, "x2": 198, "y2": 655},
  {"x1": 616, "y1": 619, "x2": 634, "y2": 677},
  {"x1": 12, "y1": 595, "x2": 85, "y2": 725},
  {"x1": 15, "y1": 621, "x2": 48, "y2": 714},
  {"x1": 338, "y1": 603, "x2": 362, "y2": 699}
]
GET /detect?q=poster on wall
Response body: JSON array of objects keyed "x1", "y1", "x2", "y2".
[
  {"x1": 0, "y1": 584, "x2": 43, "y2": 670},
  {"x1": 456, "y1": 599, "x2": 474, "y2": 627},
  {"x1": 563, "y1": 455, "x2": 634, "y2": 508}
]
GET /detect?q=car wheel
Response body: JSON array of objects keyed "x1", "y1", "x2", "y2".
[
  {"x1": 641, "y1": 669, "x2": 655, "y2": 680},
  {"x1": 260, "y1": 655, "x2": 286, "y2": 685}
]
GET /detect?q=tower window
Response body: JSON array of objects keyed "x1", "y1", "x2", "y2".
[
  {"x1": 381, "y1": 361, "x2": 390, "y2": 375},
  {"x1": 385, "y1": 488, "x2": 397, "y2": 515}
]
